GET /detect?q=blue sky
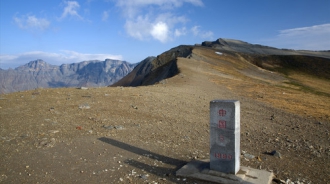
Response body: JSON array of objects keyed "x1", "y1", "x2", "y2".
[{"x1": 0, "y1": 0, "x2": 329, "y2": 69}]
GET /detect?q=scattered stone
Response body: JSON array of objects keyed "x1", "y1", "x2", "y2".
[
  {"x1": 114, "y1": 125, "x2": 124, "y2": 130},
  {"x1": 48, "y1": 130, "x2": 59, "y2": 134},
  {"x1": 243, "y1": 153, "x2": 255, "y2": 160},
  {"x1": 271, "y1": 150, "x2": 282, "y2": 158},
  {"x1": 76, "y1": 126, "x2": 82, "y2": 130},
  {"x1": 37, "y1": 138, "x2": 56, "y2": 148},
  {"x1": 79, "y1": 104, "x2": 90, "y2": 109},
  {"x1": 131, "y1": 105, "x2": 138, "y2": 109},
  {"x1": 140, "y1": 174, "x2": 149, "y2": 180},
  {"x1": 103, "y1": 125, "x2": 114, "y2": 130},
  {"x1": 270, "y1": 114, "x2": 275, "y2": 120}
]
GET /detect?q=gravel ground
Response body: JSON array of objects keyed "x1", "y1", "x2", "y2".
[{"x1": 0, "y1": 52, "x2": 329, "y2": 184}]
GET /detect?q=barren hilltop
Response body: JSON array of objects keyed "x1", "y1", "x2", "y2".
[{"x1": 0, "y1": 38, "x2": 329, "y2": 183}]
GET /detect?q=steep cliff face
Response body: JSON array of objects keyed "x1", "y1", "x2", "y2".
[{"x1": 0, "y1": 59, "x2": 136, "y2": 93}]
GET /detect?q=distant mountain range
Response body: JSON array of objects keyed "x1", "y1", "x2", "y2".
[{"x1": 0, "y1": 59, "x2": 137, "y2": 94}]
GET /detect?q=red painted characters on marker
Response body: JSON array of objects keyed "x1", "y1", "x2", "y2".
[
  {"x1": 218, "y1": 120, "x2": 226, "y2": 129},
  {"x1": 214, "y1": 153, "x2": 233, "y2": 160},
  {"x1": 219, "y1": 135, "x2": 224, "y2": 142},
  {"x1": 218, "y1": 109, "x2": 226, "y2": 116}
]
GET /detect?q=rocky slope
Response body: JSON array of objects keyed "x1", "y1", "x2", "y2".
[
  {"x1": 112, "y1": 38, "x2": 330, "y2": 87},
  {"x1": 0, "y1": 59, "x2": 136, "y2": 94}
]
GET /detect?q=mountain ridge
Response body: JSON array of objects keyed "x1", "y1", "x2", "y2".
[
  {"x1": 112, "y1": 38, "x2": 330, "y2": 87},
  {"x1": 0, "y1": 59, "x2": 137, "y2": 94}
]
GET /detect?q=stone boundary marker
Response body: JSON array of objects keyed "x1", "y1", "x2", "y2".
[
  {"x1": 176, "y1": 100, "x2": 274, "y2": 184},
  {"x1": 210, "y1": 100, "x2": 240, "y2": 174}
]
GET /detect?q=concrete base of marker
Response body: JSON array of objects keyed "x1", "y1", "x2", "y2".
[{"x1": 176, "y1": 159, "x2": 273, "y2": 184}]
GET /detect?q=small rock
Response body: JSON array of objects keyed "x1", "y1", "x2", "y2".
[
  {"x1": 271, "y1": 150, "x2": 282, "y2": 158},
  {"x1": 140, "y1": 174, "x2": 149, "y2": 180},
  {"x1": 270, "y1": 114, "x2": 275, "y2": 120},
  {"x1": 48, "y1": 130, "x2": 59, "y2": 134},
  {"x1": 76, "y1": 126, "x2": 82, "y2": 130},
  {"x1": 243, "y1": 153, "x2": 255, "y2": 160},
  {"x1": 79, "y1": 87, "x2": 88, "y2": 90},
  {"x1": 79, "y1": 104, "x2": 90, "y2": 109},
  {"x1": 103, "y1": 125, "x2": 113, "y2": 130},
  {"x1": 114, "y1": 125, "x2": 124, "y2": 130},
  {"x1": 131, "y1": 105, "x2": 138, "y2": 109}
]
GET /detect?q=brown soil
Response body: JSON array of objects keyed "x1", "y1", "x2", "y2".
[{"x1": 0, "y1": 47, "x2": 329, "y2": 184}]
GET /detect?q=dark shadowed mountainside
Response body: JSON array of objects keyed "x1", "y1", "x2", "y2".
[{"x1": 0, "y1": 59, "x2": 136, "y2": 94}]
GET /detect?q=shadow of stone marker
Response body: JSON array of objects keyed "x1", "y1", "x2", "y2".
[{"x1": 210, "y1": 100, "x2": 240, "y2": 174}]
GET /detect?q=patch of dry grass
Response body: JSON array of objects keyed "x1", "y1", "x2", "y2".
[{"x1": 192, "y1": 47, "x2": 330, "y2": 121}]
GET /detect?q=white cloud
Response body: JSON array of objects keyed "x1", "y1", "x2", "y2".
[
  {"x1": 60, "y1": 1, "x2": 83, "y2": 20},
  {"x1": 116, "y1": 0, "x2": 203, "y2": 9},
  {"x1": 265, "y1": 23, "x2": 330, "y2": 50},
  {"x1": 102, "y1": 11, "x2": 109, "y2": 21},
  {"x1": 151, "y1": 22, "x2": 169, "y2": 43},
  {"x1": 124, "y1": 15, "x2": 152, "y2": 41},
  {"x1": 174, "y1": 27, "x2": 187, "y2": 37},
  {"x1": 13, "y1": 15, "x2": 50, "y2": 31},
  {"x1": 124, "y1": 13, "x2": 186, "y2": 42},
  {"x1": 0, "y1": 51, "x2": 123, "y2": 69},
  {"x1": 116, "y1": 0, "x2": 203, "y2": 18},
  {"x1": 279, "y1": 23, "x2": 330, "y2": 37},
  {"x1": 114, "y1": 0, "x2": 204, "y2": 43},
  {"x1": 191, "y1": 26, "x2": 214, "y2": 39}
]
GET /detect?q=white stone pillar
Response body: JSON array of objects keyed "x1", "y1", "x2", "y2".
[{"x1": 210, "y1": 100, "x2": 240, "y2": 174}]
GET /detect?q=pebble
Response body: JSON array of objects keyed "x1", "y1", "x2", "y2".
[
  {"x1": 37, "y1": 138, "x2": 56, "y2": 148},
  {"x1": 140, "y1": 174, "x2": 149, "y2": 180},
  {"x1": 115, "y1": 125, "x2": 124, "y2": 130},
  {"x1": 243, "y1": 153, "x2": 255, "y2": 159},
  {"x1": 48, "y1": 130, "x2": 59, "y2": 134},
  {"x1": 271, "y1": 150, "x2": 282, "y2": 158},
  {"x1": 103, "y1": 125, "x2": 113, "y2": 130},
  {"x1": 79, "y1": 103, "x2": 90, "y2": 109}
]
